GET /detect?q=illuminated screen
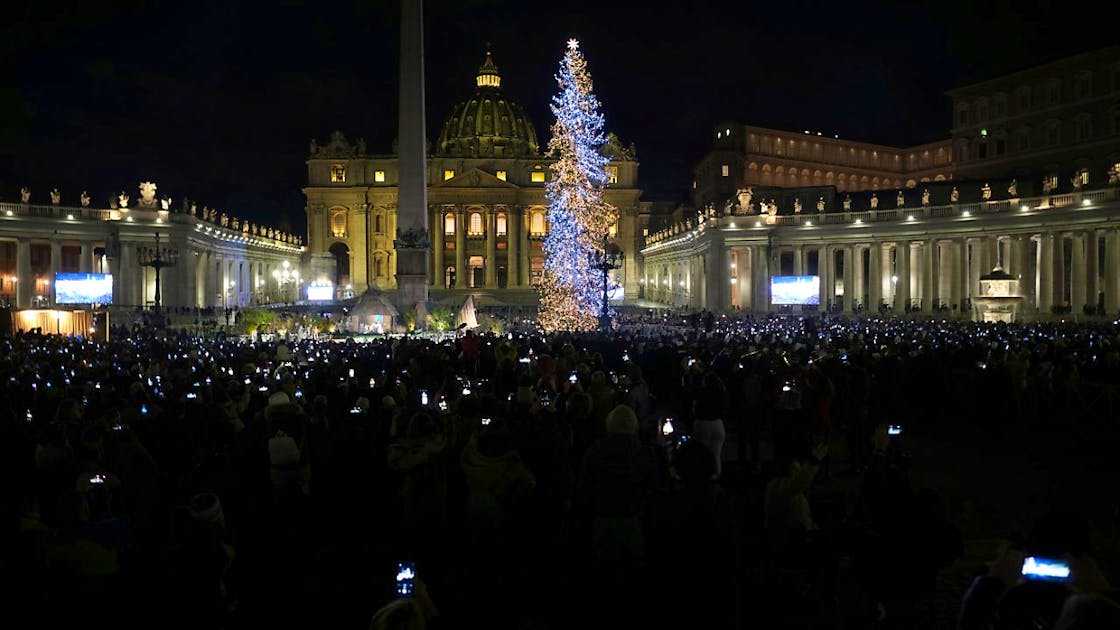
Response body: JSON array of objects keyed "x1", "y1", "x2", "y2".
[
  {"x1": 306, "y1": 284, "x2": 333, "y2": 301},
  {"x1": 770, "y1": 275, "x2": 820, "y2": 305},
  {"x1": 55, "y1": 273, "x2": 113, "y2": 304}
]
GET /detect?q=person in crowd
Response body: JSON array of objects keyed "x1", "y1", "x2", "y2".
[
  {"x1": 573, "y1": 403, "x2": 661, "y2": 623},
  {"x1": 387, "y1": 411, "x2": 449, "y2": 564},
  {"x1": 692, "y1": 369, "x2": 728, "y2": 480}
]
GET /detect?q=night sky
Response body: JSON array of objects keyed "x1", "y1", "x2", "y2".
[{"x1": 2, "y1": 0, "x2": 1112, "y2": 234}]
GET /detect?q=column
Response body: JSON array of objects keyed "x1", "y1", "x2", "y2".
[
  {"x1": 949, "y1": 239, "x2": 963, "y2": 314},
  {"x1": 507, "y1": 208, "x2": 520, "y2": 288},
  {"x1": 1086, "y1": 230, "x2": 1100, "y2": 309},
  {"x1": 388, "y1": 210, "x2": 398, "y2": 288},
  {"x1": 1023, "y1": 237, "x2": 1037, "y2": 308},
  {"x1": 1037, "y1": 233, "x2": 1054, "y2": 313},
  {"x1": 208, "y1": 254, "x2": 220, "y2": 308},
  {"x1": 1070, "y1": 232, "x2": 1086, "y2": 312},
  {"x1": 16, "y1": 239, "x2": 31, "y2": 308},
  {"x1": 818, "y1": 245, "x2": 830, "y2": 312},
  {"x1": 455, "y1": 207, "x2": 466, "y2": 288},
  {"x1": 49, "y1": 241, "x2": 61, "y2": 306},
  {"x1": 1105, "y1": 230, "x2": 1120, "y2": 314},
  {"x1": 896, "y1": 241, "x2": 911, "y2": 313},
  {"x1": 755, "y1": 245, "x2": 770, "y2": 312},
  {"x1": 736, "y1": 248, "x2": 751, "y2": 310},
  {"x1": 520, "y1": 208, "x2": 531, "y2": 286},
  {"x1": 842, "y1": 245, "x2": 854, "y2": 313},
  {"x1": 719, "y1": 245, "x2": 732, "y2": 311},
  {"x1": 852, "y1": 245, "x2": 865, "y2": 310},
  {"x1": 485, "y1": 208, "x2": 497, "y2": 288},
  {"x1": 1053, "y1": 234, "x2": 1066, "y2": 309},
  {"x1": 868, "y1": 242, "x2": 882, "y2": 311},
  {"x1": 80, "y1": 242, "x2": 93, "y2": 273},
  {"x1": 183, "y1": 251, "x2": 197, "y2": 307},
  {"x1": 118, "y1": 243, "x2": 133, "y2": 307},
  {"x1": 922, "y1": 239, "x2": 937, "y2": 313},
  {"x1": 977, "y1": 238, "x2": 990, "y2": 291},
  {"x1": 966, "y1": 239, "x2": 979, "y2": 299},
  {"x1": 1008, "y1": 235, "x2": 1022, "y2": 279},
  {"x1": 431, "y1": 207, "x2": 444, "y2": 288},
  {"x1": 793, "y1": 245, "x2": 804, "y2": 276}
]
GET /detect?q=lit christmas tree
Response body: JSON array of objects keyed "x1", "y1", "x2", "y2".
[{"x1": 537, "y1": 38, "x2": 617, "y2": 332}]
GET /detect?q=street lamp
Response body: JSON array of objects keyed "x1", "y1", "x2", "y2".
[
  {"x1": 137, "y1": 232, "x2": 179, "y2": 309},
  {"x1": 272, "y1": 260, "x2": 299, "y2": 303},
  {"x1": 588, "y1": 234, "x2": 624, "y2": 331}
]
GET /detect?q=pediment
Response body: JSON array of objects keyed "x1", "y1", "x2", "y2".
[{"x1": 432, "y1": 167, "x2": 519, "y2": 189}]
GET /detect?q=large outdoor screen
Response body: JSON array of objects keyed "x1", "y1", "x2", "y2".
[
  {"x1": 770, "y1": 275, "x2": 820, "y2": 305},
  {"x1": 55, "y1": 273, "x2": 113, "y2": 304},
  {"x1": 306, "y1": 284, "x2": 333, "y2": 301}
]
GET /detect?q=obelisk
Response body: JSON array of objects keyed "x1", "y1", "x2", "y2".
[{"x1": 394, "y1": 0, "x2": 430, "y2": 316}]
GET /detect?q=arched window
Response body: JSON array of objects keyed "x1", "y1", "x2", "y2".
[
  {"x1": 497, "y1": 213, "x2": 507, "y2": 236},
  {"x1": 530, "y1": 212, "x2": 546, "y2": 236},
  {"x1": 374, "y1": 213, "x2": 384, "y2": 234},
  {"x1": 469, "y1": 212, "x2": 483, "y2": 235},
  {"x1": 330, "y1": 209, "x2": 347, "y2": 238},
  {"x1": 444, "y1": 212, "x2": 456, "y2": 235}
]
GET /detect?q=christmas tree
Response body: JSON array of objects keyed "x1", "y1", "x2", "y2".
[{"x1": 537, "y1": 38, "x2": 617, "y2": 332}]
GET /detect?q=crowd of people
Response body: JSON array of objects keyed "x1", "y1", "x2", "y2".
[{"x1": 2, "y1": 311, "x2": 1120, "y2": 629}]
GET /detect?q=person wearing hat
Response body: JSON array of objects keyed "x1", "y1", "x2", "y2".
[
  {"x1": 265, "y1": 392, "x2": 311, "y2": 496},
  {"x1": 574, "y1": 403, "x2": 661, "y2": 611}
]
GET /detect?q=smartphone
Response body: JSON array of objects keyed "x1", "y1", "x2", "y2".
[
  {"x1": 141, "y1": 404, "x2": 148, "y2": 415},
  {"x1": 1021, "y1": 556, "x2": 1071, "y2": 582},
  {"x1": 89, "y1": 473, "x2": 106, "y2": 485},
  {"x1": 438, "y1": 399, "x2": 448, "y2": 412},
  {"x1": 25, "y1": 409, "x2": 33, "y2": 423},
  {"x1": 688, "y1": 358, "x2": 696, "y2": 367},
  {"x1": 420, "y1": 390, "x2": 429, "y2": 406},
  {"x1": 349, "y1": 368, "x2": 355, "y2": 378},
  {"x1": 111, "y1": 424, "x2": 124, "y2": 432},
  {"x1": 662, "y1": 417, "x2": 675, "y2": 435},
  {"x1": 396, "y1": 562, "x2": 416, "y2": 598},
  {"x1": 295, "y1": 388, "x2": 303, "y2": 398},
  {"x1": 481, "y1": 417, "x2": 491, "y2": 426},
  {"x1": 888, "y1": 424, "x2": 902, "y2": 436},
  {"x1": 569, "y1": 371, "x2": 578, "y2": 384},
  {"x1": 186, "y1": 392, "x2": 198, "y2": 400},
  {"x1": 519, "y1": 357, "x2": 530, "y2": 364},
  {"x1": 244, "y1": 377, "x2": 251, "y2": 385},
  {"x1": 350, "y1": 406, "x2": 363, "y2": 414},
  {"x1": 462, "y1": 387, "x2": 471, "y2": 396},
  {"x1": 258, "y1": 386, "x2": 269, "y2": 392}
]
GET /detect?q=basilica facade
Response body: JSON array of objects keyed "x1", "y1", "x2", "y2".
[{"x1": 303, "y1": 51, "x2": 649, "y2": 304}]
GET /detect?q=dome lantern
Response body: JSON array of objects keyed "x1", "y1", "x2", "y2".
[
  {"x1": 476, "y1": 49, "x2": 501, "y2": 90},
  {"x1": 436, "y1": 47, "x2": 540, "y2": 158}
]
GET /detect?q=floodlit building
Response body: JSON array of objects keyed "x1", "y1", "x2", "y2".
[
  {"x1": 0, "y1": 183, "x2": 303, "y2": 311},
  {"x1": 642, "y1": 45, "x2": 1120, "y2": 320},
  {"x1": 303, "y1": 50, "x2": 650, "y2": 305}
]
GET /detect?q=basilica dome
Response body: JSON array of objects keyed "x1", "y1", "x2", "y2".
[{"x1": 436, "y1": 51, "x2": 540, "y2": 158}]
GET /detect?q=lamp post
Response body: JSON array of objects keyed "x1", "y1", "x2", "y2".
[
  {"x1": 272, "y1": 260, "x2": 300, "y2": 303},
  {"x1": 137, "y1": 232, "x2": 179, "y2": 309},
  {"x1": 588, "y1": 234, "x2": 624, "y2": 331}
]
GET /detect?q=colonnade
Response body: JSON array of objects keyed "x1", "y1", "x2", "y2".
[
  {"x1": 1, "y1": 228, "x2": 303, "y2": 310},
  {"x1": 429, "y1": 204, "x2": 542, "y2": 289},
  {"x1": 643, "y1": 227, "x2": 1120, "y2": 317}
]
